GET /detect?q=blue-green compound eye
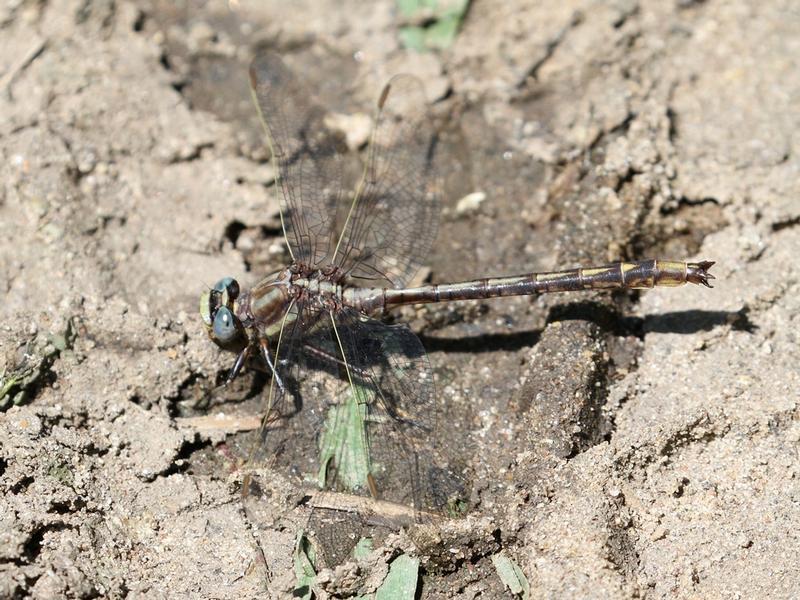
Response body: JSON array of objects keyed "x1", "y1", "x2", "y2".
[
  {"x1": 209, "y1": 277, "x2": 240, "y2": 316},
  {"x1": 199, "y1": 290, "x2": 214, "y2": 326},
  {"x1": 212, "y1": 306, "x2": 240, "y2": 345},
  {"x1": 213, "y1": 277, "x2": 240, "y2": 299}
]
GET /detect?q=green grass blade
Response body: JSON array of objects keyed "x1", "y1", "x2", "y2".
[
  {"x1": 491, "y1": 551, "x2": 530, "y2": 598},
  {"x1": 375, "y1": 554, "x2": 419, "y2": 600},
  {"x1": 317, "y1": 380, "x2": 372, "y2": 490},
  {"x1": 293, "y1": 533, "x2": 317, "y2": 600}
]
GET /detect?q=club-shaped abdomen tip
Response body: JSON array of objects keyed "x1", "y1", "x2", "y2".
[{"x1": 687, "y1": 260, "x2": 716, "y2": 288}]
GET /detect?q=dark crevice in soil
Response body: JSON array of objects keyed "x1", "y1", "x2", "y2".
[
  {"x1": 772, "y1": 214, "x2": 800, "y2": 232},
  {"x1": 172, "y1": 371, "x2": 213, "y2": 416},
  {"x1": 612, "y1": 3, "x2": 640, "y2": 28},
  {"x1": 47, "y1": 500, "x2": 75, "y2": 515},
  {"x1": 420, "y1": 529, "x2": 501, "y2": 576},
  {"x1": 23, "y1": 522, "x2": 76, "y2": 563},
  {"x1": 672, "y1": 476, "x2": 691, "y2": 498},
  {"x1": 634, "y1": 203, "x2": 727, "y2": 264},
  {"x1": 666, "y1": 106, "x2": 679, "y2": 143},
  {"x1": 171, "y1": 80, "x2": 187, "y2": 95},
  {"x1": 131, "y1": 8, "x2": 146, "y2": 32},
  {"x1": 158, "y1": 50, "x2": 172, "y2": 72},
  {"x1": 11, "y1": 475, "x2": 35, "y2": 494},
  {"x1": 160, "y1": 436, "x2": 214, "y2": 478},
  {"x1": 661, "y1": 195, "x2": 720, "y2": 212},
  {"x1": 223, "y1": 220, "x2": 247, "y2": 248},
  {"x1": 177, "y1": 366, "x2": 268, "y2": 419},
  {"x1": 46, "y1": 125, "x2": 85, "y2": 187},
  {"x1": 659, "y1": 419, "x2": 726, "y2": 460},
  {"x1": 611, "y1": 165, "x2": 643, "y2": 193},
  {"x1": 600, "y1": 113, "x2": 637, "y2": 152},
  {"x1": 167, "y1": 141, "x2": 215, "y2": 163},
  {"x1": 604, "y1": 501, "x2": 642, "y2": 582},
  {"x1": 765, "y1": 402, "x2": 800, "y2": 435},
  {"x1": 519, "y1": 10, "x2": 584, "y2": 84}
]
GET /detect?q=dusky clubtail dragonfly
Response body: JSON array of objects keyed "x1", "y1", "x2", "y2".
[{"x1": 200, "y1": 53, "x2": 714, "y2": 564}]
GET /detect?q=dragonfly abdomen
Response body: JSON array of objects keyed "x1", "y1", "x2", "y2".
[{"x1": 352, "y1": 259, "x2": 715, "y2": 310}]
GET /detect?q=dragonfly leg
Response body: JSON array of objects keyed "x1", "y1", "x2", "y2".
[
  {"x1": 226, "y1": 345, "x2": 251, "y2": 384},
  {"x1": 259, "y1": 337, "x2": 285, "y2": 392}
]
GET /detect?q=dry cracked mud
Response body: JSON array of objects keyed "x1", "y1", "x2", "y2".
[{"x1": 1, "y1": 0, "x2": 799, "y2": 598}]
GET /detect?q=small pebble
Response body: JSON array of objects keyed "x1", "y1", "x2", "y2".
[{"x1": 455, "y1": 191, "x2": 486, "y2": 216}]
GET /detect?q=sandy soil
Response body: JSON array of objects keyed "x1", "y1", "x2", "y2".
[{"x1": 1, "y1": 0, "x2": 799, "y2": 598}]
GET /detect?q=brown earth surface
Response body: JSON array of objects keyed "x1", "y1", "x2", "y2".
[{"x1": 1, "y1": 0, "x2": 799, "y2": 598}]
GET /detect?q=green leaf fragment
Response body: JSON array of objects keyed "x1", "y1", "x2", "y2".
[
  {"x1": 492, "y1": 551, "x2": 530, "y2": 599},
  {"x1": 47, "y1": 462, "x2": 74, "y2": 486},
  {"x1": 317, "y1": 381, "x2": 372, "y2": 492},
  {"x1": 446, "y1": 495, "x2": 469, "y2": 519},
  {"x1": 398, "y1": 26, "x2": 428, "y2": 52},
  {"x1": 293, "y1": 532, "x2": 317, "y2": 600},
  {"x1": 1, "y1": 317, "x2": 76, "y2": 410},
  {"x1": 0, "y1": 375, "x2": 21, "y2": 402},
  {"x1": 396, "y1": 0, "x2": 424, "y2": 15},
  {"x1": 423, "y1": 15, "x2": 461, "y2": 49},
  {"x1": 352, "y1": 536, "x2": 374, "y2": 560},
  {"x1": 50, "y1": 333, "x2": 69, "y2": 352},
  {"x1": 375, "y1": 554, "x2": 420, "y2": 600},
  {"x1": 396, "y1": 0, "x2": 470, "y2": 51}
]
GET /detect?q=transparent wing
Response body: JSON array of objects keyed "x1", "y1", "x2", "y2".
[
  {"x1": 325, "y1": 308, "x2": 467, "y2": 512},
  {"x1": 244, "y1": 307, "x2": 465, "y2": 506},
  {"x1": 239, "y1": 298, "x2": 331, "y2": 572},
  {"x1": 241, "y1": 304, "x2": 469, "y2": 567},
  {"x1": 248, "y1": 53, "x2": 344, "y2": 268},
  {"x1": 241, "y1": 299, "x2": 328, "y2": 485},
  {"x1": 333, "y1": 75, "x2": 441, "y2": 288}
]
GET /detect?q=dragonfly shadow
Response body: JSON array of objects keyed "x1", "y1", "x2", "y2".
[
  {"x1": 418, "y1": 329, "x2": 541, "y2": 354},
  {"x1": 548, "y1": 301, "x2": 755, "y2": 336},
  {"x1": 418, "y1": 303, "x2": 751, "y2": 355},
  {"x1": 643, "y1": 308, "x2": 755, "y2": 334}
]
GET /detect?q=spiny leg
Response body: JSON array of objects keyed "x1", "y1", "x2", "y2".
[
  {"x1": 226, "y1": 345, "x2": 251, "y2": 385},
  {"x1": 259, "y1": 337, "x2": 285, "y2": 392},
  {"x1": 225, "y1": 339, "x2": 286, "y2": 394}
]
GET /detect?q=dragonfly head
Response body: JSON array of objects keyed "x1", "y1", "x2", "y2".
[{"x1": 200, "y1": 277, "x2": 248, "y2": 352}]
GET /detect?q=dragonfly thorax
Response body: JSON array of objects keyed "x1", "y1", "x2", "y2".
[
  {"x1": 240, "y1": 267, "x2": 297, "y2": 338},
  {"x1": 200, "y1": 263, "x2": 352, "y2": 355}
]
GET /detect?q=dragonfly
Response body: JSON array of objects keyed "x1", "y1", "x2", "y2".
[{"x1": 199, "y1": 53, "x2": 714, "y2": 566}]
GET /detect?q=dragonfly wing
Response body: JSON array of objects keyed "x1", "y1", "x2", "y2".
[
  {"x1": 241, "y1": 302, "x2": 470, "y2": 567},
  {"x1": 241, "y1": 299, "x2": 330, "y2": 521},
  {"x1": 240, "y1": 298, "x2": 383, "y2": 501},
  {"x1": 248, "y1": 53, "x2": 344, "y2": 268},
  {"x1": 333, "y1": 75, "x2": 442, "y2": 288},
  {"x1": 323, "y1": 308, "x2": 468, "y2": 513},
  {"x1": 241, "y1": 301, "x2": 384, "y2": 567}
]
